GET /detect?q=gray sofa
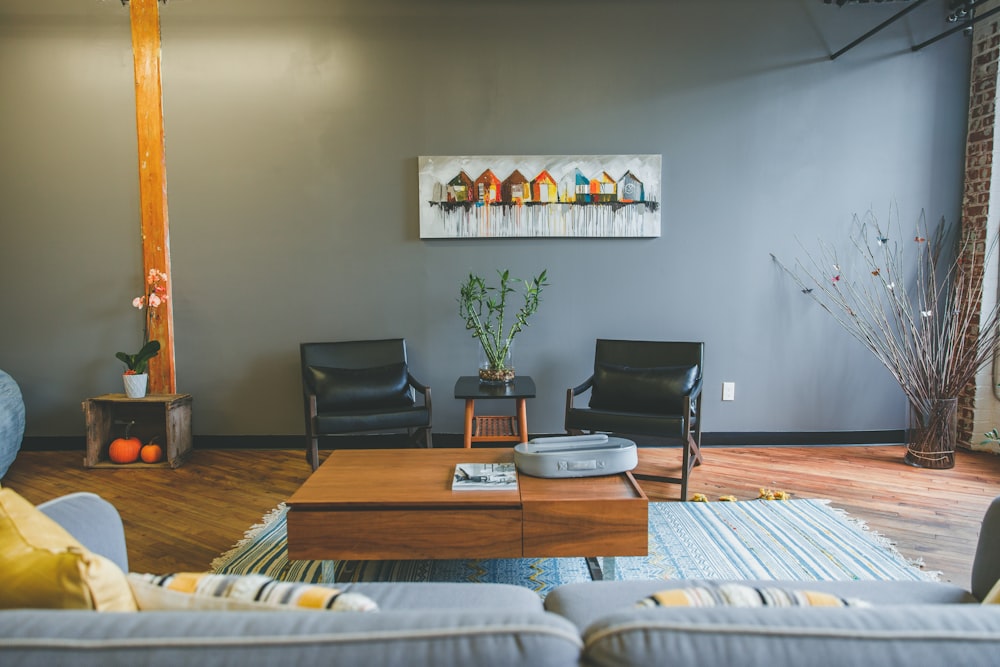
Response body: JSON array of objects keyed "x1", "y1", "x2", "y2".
[{"x1": 3, "y1": 492, "x2": 1000, "y2": 666}]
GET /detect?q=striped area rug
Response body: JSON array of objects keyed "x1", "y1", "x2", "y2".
[{"x1": 211, "y1": 499, "x2": 937, "y2": 596}]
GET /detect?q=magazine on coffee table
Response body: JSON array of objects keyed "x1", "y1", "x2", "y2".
[{"x1": 452, "y1": 462, "x2": 518, "y2": 491}]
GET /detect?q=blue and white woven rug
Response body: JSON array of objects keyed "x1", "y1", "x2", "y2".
[{"x1": 211, "y1": 499, "x2": 937, "y2": 596}]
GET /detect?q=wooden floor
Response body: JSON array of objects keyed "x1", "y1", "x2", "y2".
[{"x1": 4, "y1": 444, "x2": 1000, "y2": 587}]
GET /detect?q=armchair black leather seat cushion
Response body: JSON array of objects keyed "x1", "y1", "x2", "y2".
[
  {"x1": 314, "y1": 407, "x2": 429, "y2": 434},
  {"x1": 301, "y1": 339, "x2": 432, "y2": 471},
  {"x1": 565, "y1": 409, "x2": 690, "y2": 440},
  {"x1": 565, "y1": 339, "x2": 704, "y2": 500}
]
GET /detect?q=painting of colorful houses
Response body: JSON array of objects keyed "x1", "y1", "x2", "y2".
[{"x1": 418, "y1": 155, "x2": 661, "y2": 238}]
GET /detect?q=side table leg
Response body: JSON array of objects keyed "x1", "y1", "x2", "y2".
[
  {"x1": 516, "y1": 398, "x2": 528, "y2": 442},
  {"x1": 463, "y1": 399, "x2": 474, "y2": 448}
]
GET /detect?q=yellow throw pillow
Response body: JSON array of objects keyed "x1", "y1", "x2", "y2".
[
  {"x1": 637, "y1": 583, "x2": 868, "y2": 608},
  {"x1": 128, "y1": 572, "x2": 379, "y2": 612},
  {"x1": 981, "y1": 578, "x2": 1000, "y2": 604},
  {"x1": 0, "y1": 488, "x2": 136, "y2": 611}
]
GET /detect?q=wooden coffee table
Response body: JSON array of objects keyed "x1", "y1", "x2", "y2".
[{"x1": 286, "y1": 448, "x2": 648, "y2": 581}]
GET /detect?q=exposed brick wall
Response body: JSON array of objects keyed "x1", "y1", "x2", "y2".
[{"x1": 959, "y1": 17, "x2": 1000, "y2": 449}]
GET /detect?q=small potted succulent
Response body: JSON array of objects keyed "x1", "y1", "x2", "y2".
[
  {"x1": 458, "y1": 269, "x2": 548, "y2": 384},
  {"x1": 116, "y1": 269, "x2": 168, "y2": 398}
]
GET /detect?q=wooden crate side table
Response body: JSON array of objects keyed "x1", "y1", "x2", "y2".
[
  {"x1": 82, "y1": 393, "x2": 193, "y2": 469},
  {"x1": 454, "y1": 375, "x2": 536, "y2": 448}
]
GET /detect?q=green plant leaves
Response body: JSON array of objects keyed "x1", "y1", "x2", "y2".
[
  {"x1": 115, "y1": 340, "x2": 161, "y2": 373},
  {"x1": 458, "y1": 269, "x2": 548, "y2": 368}
]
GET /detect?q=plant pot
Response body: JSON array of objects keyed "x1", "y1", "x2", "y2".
[
  {"x1": 904, "y1": 397, "x2": 957, "y2": 469},
  {"x1": 478, "y1": 342, "x2": 514, "y2": 385},
  {"x1": 123, "y1": 373, "x2": 149, "y2": 399}
]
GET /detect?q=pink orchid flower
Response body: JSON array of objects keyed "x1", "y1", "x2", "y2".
[{"x1": 146, "y1": 268, "x2": 167, "y2": 285}]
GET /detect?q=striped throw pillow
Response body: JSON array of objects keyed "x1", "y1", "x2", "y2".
[
  {"x1": 128, "y1": 572, "x2": 378, "y2": 612},
  {"x1": 637, "y1": 583, "x2": 868, "y2": 608}
]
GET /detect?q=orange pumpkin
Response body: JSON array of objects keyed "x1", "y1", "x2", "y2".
[
  {"x1": 108, "y1": 436, "x2": 142, "y2": 464},
  {"x1": 140, "y1": 442, "x2": 164, "y2": 464}
]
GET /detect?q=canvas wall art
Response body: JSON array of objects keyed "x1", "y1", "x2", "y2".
[{"x1": 418, "y1": 155, "x2": 662, "y2": 238}]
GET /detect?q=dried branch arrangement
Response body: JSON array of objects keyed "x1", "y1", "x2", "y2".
[{"x1": 771, "y1": 209, "x2": 1000, "y2": 468}]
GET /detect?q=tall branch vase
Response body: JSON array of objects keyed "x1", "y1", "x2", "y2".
[{"x1": 905, "y1": 398, "x2": 958, "y2": 469}]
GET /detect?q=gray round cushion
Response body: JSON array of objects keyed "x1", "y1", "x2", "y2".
[{"x1": 0, "y1": 370, "x2": 25, "y2": 478}]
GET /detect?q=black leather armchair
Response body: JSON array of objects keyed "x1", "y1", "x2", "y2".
[
  {"x1": 565, "y1": 339, "x2": 704, "y2": 500},
  {"x1": 300, "y1": 339, "x2": 432, "y2": 470}
]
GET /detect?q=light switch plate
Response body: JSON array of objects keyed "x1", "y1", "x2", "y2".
[{"x1": 722, "y1": 382, "x2": 735, "y2": 401}]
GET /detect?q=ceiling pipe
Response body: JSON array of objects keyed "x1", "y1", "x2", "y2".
[
  {"x1": 913, "y1": 3, "x2": 1000, "y2": 50},
  {"x1": 831, "y1": 0, "x2": 931, "y2": 60}
]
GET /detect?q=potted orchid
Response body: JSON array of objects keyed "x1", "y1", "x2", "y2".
[{"x1": 116, "y1": 268, "x2": 168, "y2": 398}]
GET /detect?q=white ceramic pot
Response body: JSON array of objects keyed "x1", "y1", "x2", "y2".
[{"x1": 123, "y1": 373, "x2": 148, "y2": 399}]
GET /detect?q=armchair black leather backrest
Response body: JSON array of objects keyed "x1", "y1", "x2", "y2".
[
  {"x1": 589, "y1": 340, "x2": 704, "y2": 415},
  {"x1": 301, "y1": 339, "x2": 409, "y2": 373},
  {"x1": 301, "y1": 339, "x2": 416, "y2": 411},
  {"x1": 594, "y1": 339, "x2": 703, "y2": 373}
]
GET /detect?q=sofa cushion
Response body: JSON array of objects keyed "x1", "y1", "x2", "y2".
[
  {"x1": 128, "y1": 572, "x2": 377, "y2": 612},
  {"x1": 344, "y1": 581, "x2": 546, "y2": 612},
  {"x1": 306, "y1": 363, "x2": 414, "y2": 412},
  {"x1": 581, "y1": 605, "x2": 1000, "y2": 667},
  {"x1": 0, "y1": 608, "x2": 584, "y2": 667},
  {"x1": 637, "y1": 583, "x2": 867, "y2": 608},
  {"x1": 37, "y1": 492, "x2": 129, "y2": 572},
  {"x1": 544, "y1": 580, "x2": 974, "y2": 631},
  {"x1": 0, "y1": 488, "x2": 136, "y2": 611},
  {"x1": 590, "y1": 363, "x2": 698, "y2": 414}
]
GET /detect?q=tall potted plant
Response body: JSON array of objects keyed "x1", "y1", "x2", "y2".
[
  {"x1": 772, "y1": 209, "x2": 1000, "y2": 469},
  {"x1": 458, "y1": 269, "x2": 548, "y2": 384}
]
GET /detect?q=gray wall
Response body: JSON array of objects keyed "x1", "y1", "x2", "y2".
[{"x1": 0, "y1": 0, "x2": 972, "y2": 439}]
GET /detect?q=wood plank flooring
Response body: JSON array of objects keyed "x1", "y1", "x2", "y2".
[{"x1": 4, "y1": 444, "x2": 1000, "y2": 587}]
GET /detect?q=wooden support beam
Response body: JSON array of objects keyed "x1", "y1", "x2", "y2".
[{"x1": 129, "y1": 0, "x2": 175, "y2": 393}]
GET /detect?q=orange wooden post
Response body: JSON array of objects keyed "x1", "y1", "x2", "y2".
[{"x1": 129, "y1": 0, "x2": 175, "y2": 394}]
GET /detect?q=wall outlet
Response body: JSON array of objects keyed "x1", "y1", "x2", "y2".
[{"x1": 722, "y1": 382, "x2": 735, "y2": 401}]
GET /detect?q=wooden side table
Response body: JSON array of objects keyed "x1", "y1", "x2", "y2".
[
  {"x1": 454, "y1": 376, "x2": 536, "y2": 448},
  {"x1": 82, "y1": 393, "x2": 193, "y2": 468}
]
